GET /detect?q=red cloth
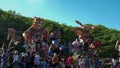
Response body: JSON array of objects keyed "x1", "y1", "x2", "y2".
[{"x1": 67, "y1": 56, "x2": 73, "y2": 65}]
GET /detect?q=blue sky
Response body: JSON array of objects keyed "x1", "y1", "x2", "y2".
[{"x1": 0, "y1": 0, "x2": 120, "y2": 30}]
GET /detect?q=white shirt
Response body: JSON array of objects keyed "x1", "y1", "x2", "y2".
[
  {"x1": 112, "y1": 59, "x2": 116, "y2": 66},
  {"x1": 13, "y1": 54, "x2": 19, "y2": 62}
]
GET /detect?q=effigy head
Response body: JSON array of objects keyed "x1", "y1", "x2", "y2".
[
  {"x1": 32, "y1": 17, "x2": 44, "y2": 29},
  {"x1": 74, "y1": 27, "x2": 91, "y2": 42},
  {"x1": 74, "y1": 27, "x2": 83, "y2": 35}
]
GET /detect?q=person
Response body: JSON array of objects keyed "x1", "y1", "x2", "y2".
[
  {"x1": 7, "y1": 54, "x2": 13, "y2": 68},
  {"x1": 78, "y1": 55, "x2": 85, "y2": 68},
  {"x1": 115, "y1": 59, "x2": 120, "y2": 68},
  {"x1": 34, "y1": 52, "x2": 41, "y2": 68},
  {"x1": 94, "y1": 55, "x2": 100, "y2": 68},
  {"x1": 90, "y1": 55, "x2": 95, "y2": 68},
  {"x1": 110, "y1": 58, "x2": 117, "y2": 68},
  {"x1": 67, "y1": 55, "x2": 74, "y2": 68},
  {"x1": 13, "y1": 50, "x2": 19, "y2": 67},
  {"x1": 52, "y1": 53, "x2": 59, "y2": 68},
  {"x1": 40, "y1": 58, "x2": 48, "y2": 68},
  {"x1": 25, "y1": 52, "x2": 31, "y2": 68},
  {"x1": 84, "y1": 54, "x2": 91, "y2": 68},
  {"x1": 30, "y1": 52, "x2": 35, "y2": 68},
  {"x1": 1, "y1": 50, "x2": 8, "y2": 68},
  {"x1": 20, "y1": 56, "x2": 26, "y2": 68}
]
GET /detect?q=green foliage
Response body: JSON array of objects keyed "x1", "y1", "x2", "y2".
[
  {"x1": 0, "y1": 8, "x2": 120, "y2": 58},
  {"x1": 88, "y1": 24, "x2": 120, "y2": 58},
  {"x1": 98, "y1": 45, "x2": 118, "y2": 58}
]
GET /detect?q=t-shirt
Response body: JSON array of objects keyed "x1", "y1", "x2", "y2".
[
  {"x1": 67, "y1": 56, "x2": 73, "y2": 65},
  {"x1": 34, "y1": 55, "x2": 40, "y2": 65},
  {"x1": 13, "y1": 54, "x2": 19, "y2": 63}
]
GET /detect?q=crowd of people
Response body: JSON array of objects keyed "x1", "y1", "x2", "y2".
[{"x1": 1, "y1": 47, "x2": 119, "y2": 68}]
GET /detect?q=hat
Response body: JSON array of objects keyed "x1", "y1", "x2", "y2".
[{"x1": 52, "y1": 40, "x2": 58, "y2": 44}]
